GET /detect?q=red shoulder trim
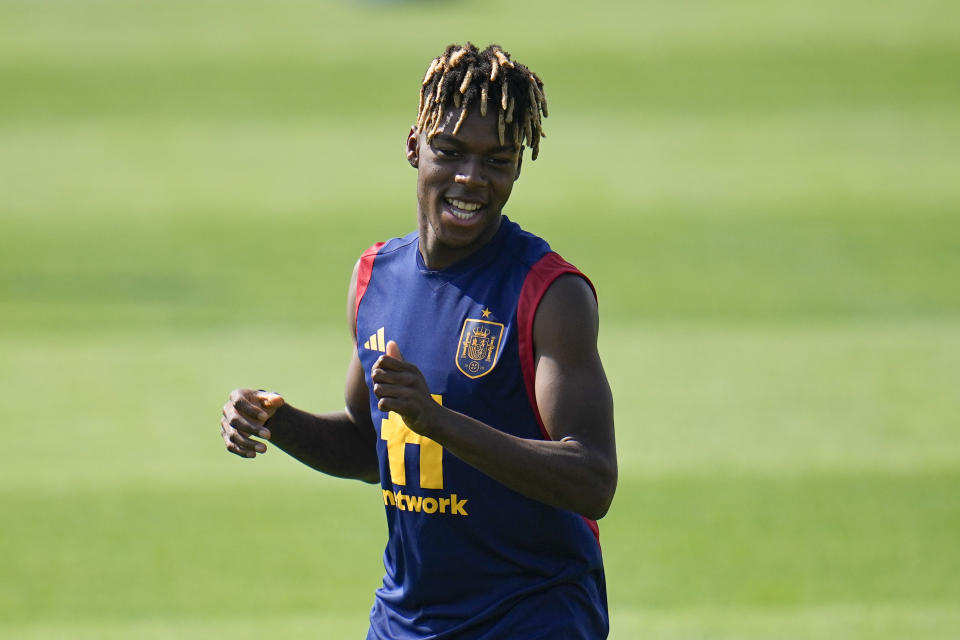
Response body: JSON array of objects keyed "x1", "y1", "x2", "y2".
[
  {"x1": 355, "y1": 242, "x2": 385, "y2": 322},
  {"x1": 582, "y1": 516, "x2": 600, "y2": 543}
]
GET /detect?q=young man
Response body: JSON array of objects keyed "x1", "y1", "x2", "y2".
[{"x1": 221, "y1": 43, "x2": 617, "y2": 639}]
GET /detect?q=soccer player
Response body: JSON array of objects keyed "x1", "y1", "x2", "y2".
[{"x1": 221, "y1": 43, "x2": 617, "y2": 639}]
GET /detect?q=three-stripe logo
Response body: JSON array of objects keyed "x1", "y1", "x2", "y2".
[{"x1": 364, "y1": 327, "x2": 386, "y2": 352}]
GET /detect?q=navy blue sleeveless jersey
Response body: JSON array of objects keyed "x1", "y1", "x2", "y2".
[{"x1": 355, "y1": 217, "x2": 608, "y2": 639}]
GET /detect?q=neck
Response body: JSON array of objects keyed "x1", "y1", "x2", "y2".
[{"x1": 417, "y1": 215, "x2": 503, "y2": 271}]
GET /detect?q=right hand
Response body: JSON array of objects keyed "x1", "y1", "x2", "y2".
[{"x1": 220, "y1": 388, "x2": 285, "y2": 459}]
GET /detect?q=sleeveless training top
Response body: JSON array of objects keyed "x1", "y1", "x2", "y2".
[{"x1": 355, "y1": 216, "x2": 608, "y2": 639}]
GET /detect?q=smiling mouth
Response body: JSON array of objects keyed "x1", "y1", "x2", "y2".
[{"x1": 445, "y1": 197, "x2": 483, "y2": 219}]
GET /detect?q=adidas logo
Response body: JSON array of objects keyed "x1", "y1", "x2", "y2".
[{"x1": 363, "y1": 327, "x2": 386, "y2": 352}]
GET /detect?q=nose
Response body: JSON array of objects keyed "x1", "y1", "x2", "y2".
[{"x1": 454, "y1": 157, "x2": 487, "y2": 187}]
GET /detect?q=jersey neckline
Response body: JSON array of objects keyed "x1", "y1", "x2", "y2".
[{"x1": 414, "y1": 215, "x2": 514, "y2": 281}]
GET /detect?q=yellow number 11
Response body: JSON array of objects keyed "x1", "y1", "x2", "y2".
[{"x1": 380, "y1": 394, "x2": 444, "y2": 489}]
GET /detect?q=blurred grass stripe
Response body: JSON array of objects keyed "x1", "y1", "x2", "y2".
[{"x1": 1, "y1": 0, "x2": 958, "y2": 637}]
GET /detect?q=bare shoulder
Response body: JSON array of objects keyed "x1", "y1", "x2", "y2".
[{"x1": 533, "y1": 273, "x2": 599, "y2": 356}]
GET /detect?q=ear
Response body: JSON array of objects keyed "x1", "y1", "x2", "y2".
[
  {"x1": 406, "y1": 126, "x2": 419, "y2": 168},
  {"x1": 514, "y1": 148, "x2": 523, "y2": 181}
]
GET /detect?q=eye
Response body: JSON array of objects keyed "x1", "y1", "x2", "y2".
[
  {"x1": 487, "y1": 156, "x2": 512, "y2": 167},
  {"x1": 435, "y1": 147, "x2": 461, "y2": 159}
]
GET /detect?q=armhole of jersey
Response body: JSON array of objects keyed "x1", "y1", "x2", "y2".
[
  {"x1": 517, "y1": 252, "x2": 600, "y2": 542},
  {"x1": 355, "y1": 242, "x2": 385, "y2": 331}
]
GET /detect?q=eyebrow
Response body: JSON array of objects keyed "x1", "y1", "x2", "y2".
[{"x1": 431, "y1": 134, "x2": 518, "y2": 154}]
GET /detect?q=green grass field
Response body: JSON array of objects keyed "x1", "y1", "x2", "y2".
[{"x1": 2, "y1": 0, "x2": 959, "y2": 637}]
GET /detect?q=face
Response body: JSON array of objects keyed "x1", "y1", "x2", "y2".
[{"x1": 406, "y1": 105, "x2": 523, "y2": 270}]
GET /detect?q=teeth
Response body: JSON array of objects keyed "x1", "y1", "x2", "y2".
[{"x1": 446, "y1": 198, "x2": 482, "y2": 212}]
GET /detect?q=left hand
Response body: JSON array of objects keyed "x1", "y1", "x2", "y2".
[
  {"x1": 220, "y1": 388, "x2": 285, "y2": 459},
  {"x1": 371, "y1": 341, "x2": 442, "y2": 435}
]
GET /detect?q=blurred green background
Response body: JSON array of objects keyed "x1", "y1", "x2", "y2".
[{"x1": 2, "y1": 0, "x2": 959, "y2": 637}]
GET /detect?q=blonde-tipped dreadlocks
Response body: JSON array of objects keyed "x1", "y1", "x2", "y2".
[{"x1": 416, "y1": 43, "x2": 548, "y2": 160}]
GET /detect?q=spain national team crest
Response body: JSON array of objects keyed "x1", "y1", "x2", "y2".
[{"x1": 456, "y1": 317, "x2": 504, "y2": 379}]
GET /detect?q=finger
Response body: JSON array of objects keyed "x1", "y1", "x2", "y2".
[
  {"x1": 372, "y1": 382, "x2": 397, "y2": 399},
  {"x1": 229, "y1": 389, "x2": 268, "y2": 420},
  {"x1": 376, "y1": 396, "x2": 417, "y2": 417},
  {"x1": 233, "y1": 396, "x2": 269, "y2": 422},
  {"x1": 377, "y1": 396, "x2": 401, "y2": 413},
  {"x1": 257, "y1": 391, "x2": 285, "y2": 410},
  {"x1": 371, "y1": 376, "x2": 415, "y2": 395},
  {"x1": 372, "y1": 353, "x2": 408, "y2": 371},
  {"x1": 221, "y1": 416, "x2": 262, "y2": 449},
  {"x1": 226, "y1": 441, "x2": 259, "y2": 459},
  {"x1": 224, "y1": 410, "x2": 271, "y2": 439},
  {"x1": 386, "y1": 340, "x2": 404, "y2": 361},
  {"x1": 229, "y1": 430, "x2": 267, "y2": 453},
  {"x1": 222, "y1": 419, "x2": 261, "y2": 458},
  {"x1": 370, "y1": 367, "x2": 416, "y2": 385}
]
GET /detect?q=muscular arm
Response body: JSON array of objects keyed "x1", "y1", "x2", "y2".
[
  {"x1": 265, "y1": 350, "x2": 379, "y2": 483},
  {"x1": 220, "y1": 261, "x2": 380, "y2": 484},
  {"x1": 372, "y1": 275, "x2": 617, "y2": 519}
]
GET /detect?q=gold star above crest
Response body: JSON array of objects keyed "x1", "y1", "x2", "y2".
[{"x1": 481, "y1": 308, "x2": 492, "y2": 318}]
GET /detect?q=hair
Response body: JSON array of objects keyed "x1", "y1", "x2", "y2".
[{"x1": 416, "y1": 43, "x2": 548, "y2": 160}]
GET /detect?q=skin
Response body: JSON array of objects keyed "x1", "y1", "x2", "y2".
[
  {"x1": 221, "y1": 105, "x2": 617, "y2": 520},
  {"x1": 406, "y1": 106, "x2": 523, "y2": 270}
]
